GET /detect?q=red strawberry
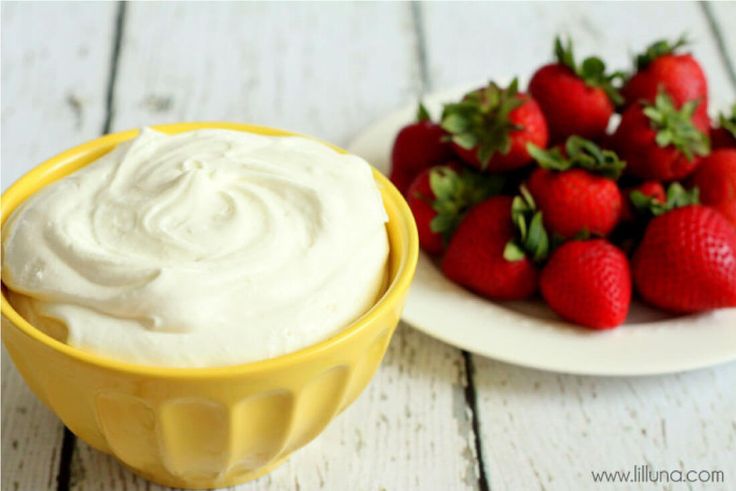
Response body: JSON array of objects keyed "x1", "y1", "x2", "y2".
[
  {"x1": 631, "y1": 180, "x2": 666, "y2": 202},
  {"x1": 710, "y1": 104, "x2": 736, "y2": 150},
  {"x1": 623, "y1": 37, "x2": 709, "y2": 127},
  {"x1": 442, "y1": 191, "x2": 548, "y2": 300},
  {"x1": 406, "y1": 164, "x2": 504, "y2": 254},
  {"x1": 540, "y1": 239, "x2": 631, "y2": 329},
  {"x1": 527, "y1": 136, "x2": 625, "y2": 238},
  {"x1": 390, "y1": 104, "x2": 454, "y2": 194},
  {"x1": 620, "y1": 180, "x2": 666, "y2": 222},
  {"x1": 633, "y1": 205, "x2": 736, "y2": 313},
  {"x1": 441, "y1": 79, "x2": 548, "y2": 172},
  {"x1": 613, "y1": 91, "x2": 709, "y2": 181},
  {"x1": 529, "y1": 37, "x2": 622, "y2": 142},
  {"x1": 690, "y1": 149, "x2": 736, "y2": 227}
]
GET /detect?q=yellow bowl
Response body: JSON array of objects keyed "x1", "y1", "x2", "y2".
[{"x1": 1, "y1": 122, "x2": 418, "y2": 489}]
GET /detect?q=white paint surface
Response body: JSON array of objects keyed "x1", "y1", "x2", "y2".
[
  {"x1": 2, "y1": 3, "x2": 735, "y2": 490},
  {"x1": 1, "y1": 3, "x2": 118, "y2": 491}
]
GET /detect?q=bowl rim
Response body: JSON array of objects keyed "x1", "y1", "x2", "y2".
[{"x1": 1, "y1": 122, "x2": 418, "y2": 379}]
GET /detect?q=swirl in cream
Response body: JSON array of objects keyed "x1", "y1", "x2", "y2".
[{"x1": 2, "y1": 128, "x2": 389, "y2": 367}]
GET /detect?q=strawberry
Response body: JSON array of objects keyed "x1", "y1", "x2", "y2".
[
  {"x1": 613, "y1": 90, "x2": 710, "y2": 181},
  {"x1": 527, "y1": 136, "x2": 625, "y2": 238},
  {"x1": 622, "y1": 37, "x2": 709, "y2": 127},
  {"x1": 710, "y1": 104, "x2": 736, "y2": 150},
  {"x1": 629, "y1": 180, "x2": 667, "y2": 203},
  {"x1": 625, "y1": 181, "x2": 699, "y2": 223},
  {"x1": 442, "y1": 190, "x2": 548, "y2": 300},
  {"x1": 529, "y1": 37, "x2": 623, "y2": 142},
  {"x1": 390, "y1": 103, "x2": 454, "y2": 194},
  {"x1": 690, "y1": 149, "x2": 736, "y2": 227},
  {"x1": 633, "y1": 205, "x2": 736, "y2": 313},
  {"x1": 620, "y1": 180, "x2": 666, "y2": 222},
  {"x1": 406, "y1": 164, "x2": 504, "y2": 254},
  {"x1": 441, "y1": 79, "x2": 548, "y2": 172},
  {"x1": 613, "y1": 182, "x2": 698, "y2": 256},
  {"x1": 540, "y1": 239, "x2": 631, "y2": 329}
]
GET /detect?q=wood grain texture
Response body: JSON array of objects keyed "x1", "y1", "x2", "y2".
[
  {"x1": 420, "y1": 1, "x2": 736, "y2": 108},
  {"x1": 711, "y1": 1, "x2": 736, "y2": 51},
  {"x1": 68, "y1": 3, "x2": 478, "y2": 490},
  {"x1": 1, "y1": 3, "x2": 118, "y2": 491},
  {"x1": 418, "y1": 3, "x2": 736, "y2": 490},
  {"x1": 4, "y1": 2, "x2": 736, "y2": 490},
  {"x1": 110, "y1": 2, "x2": 424, "y2": 147},
  {"x1": 474, "y1": 360, "x2": 736, "y2": 491},
  {"x1": 71, "y1": 326, "x2": 479, "y2": 491},
  {"x1": 0, "y1": 2, "x2": 117, "y2": 189},
  {"x1": 706, "y1": 1, "x2": 736, "y2": 96}
]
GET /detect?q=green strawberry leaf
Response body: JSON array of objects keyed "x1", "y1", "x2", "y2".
[
  {"x1": 554, "y1": 37, "x2": 576, "y2": 72},
  {"x1": 506, "y1": 186, "x2": 549, "y2": 263},
  {"x1": 581, "y1": 57, "x2": 605, "y2": 77},
  {"x1": 553, "y1": 36, "x2": 624, "y2": 105},
  {"x1": 565, "y1": 136, "x2": 626, "y2": 179},
  {"x1": 644, "y1": 90, "x2": 710, "y2": 161},
  {"x1": 527, "y1": 143, "x2": 570, "y2": 171},
  {"x1": 451, "y1": 133, "x2": 477, "y2": 150},
  {"x1": 442, "y1": 113, "x2": 469, "y2": 134},
  {"x1": 429, "y1": 213, "x2": 456, "y2": 234},
  {"x1": 527, "y1": 136, "x2": 626, "y2": 179},
  {"x1": 428, "y1": 166, "x2": 506, "y2": 241},
  {"x1": 416, "y1": 102, "x2": 431, "y2": 122},
  {"x1": 629, "y1": 190, "x2": 661, "y2": 212},
  {"x1": 665, "y1": 182, "x2": 699, "y2": 209},
  {"x1": 634, "y1": 35, "x2": 689, "y2": 71},
  {"x1": 440, "y1": 79, "x2": 524, "y2": 168},
  {"x1": 525, "y1": 212, "x2": 549, "y2": 262},
  {"x1": 503, "y1": 241, "x2": 526, "y2": 262}
]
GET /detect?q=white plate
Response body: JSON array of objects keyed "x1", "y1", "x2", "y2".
[{"x1": 348, "y1": 84, "x2": 736, "y2": 376}]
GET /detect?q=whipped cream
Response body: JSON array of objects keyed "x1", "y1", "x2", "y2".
[{"x1": 2, "y1": 128, "x2": 389, "y2": 367}]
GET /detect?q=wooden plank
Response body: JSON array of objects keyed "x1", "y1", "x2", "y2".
[
  {"x1": 420, "y1": 1, "x2": 736, "y2": 107},
  {"x1": 473, "y1": 359, "x2": 736, "y2": 490},
  {"x1": 1, "y1": 2, "x2": 117, "y2": 189},
  {"x1": 706, "y1": 1, "x2": 736, "y2": 98},
  {"x1": 69, "y1": 3, "x2": 479, "y2": 490},
  {"x1": 110, "y1": 2, "x2": 424, "y2": 147},
  {"x1": 1, "y1": 3, "x2": 118, "y2": 491},
  {"x1": 419, "y1": 3, "x2": 736, "y2": 489},
  {"x1": 72, "y1": 326, "x2": 479, "y2": 491}
]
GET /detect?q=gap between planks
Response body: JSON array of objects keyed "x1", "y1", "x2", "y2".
[
  {"x1": 700, "y1": 1, "x2": 736, "y2": 92},
  {"x1": 410, "y1": 3, "x2": 490, "y2": 490},
  {"x1": 56, "y1": 3, "x2": 128, "y2": 491}
]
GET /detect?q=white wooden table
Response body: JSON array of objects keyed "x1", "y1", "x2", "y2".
[{"x1": 2, "y1": 3, "x2": 735, "y2": 490}]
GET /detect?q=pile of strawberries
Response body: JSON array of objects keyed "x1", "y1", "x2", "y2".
[{"x1": 390, "y1": 36, "x2": 736, "y2": 329}]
